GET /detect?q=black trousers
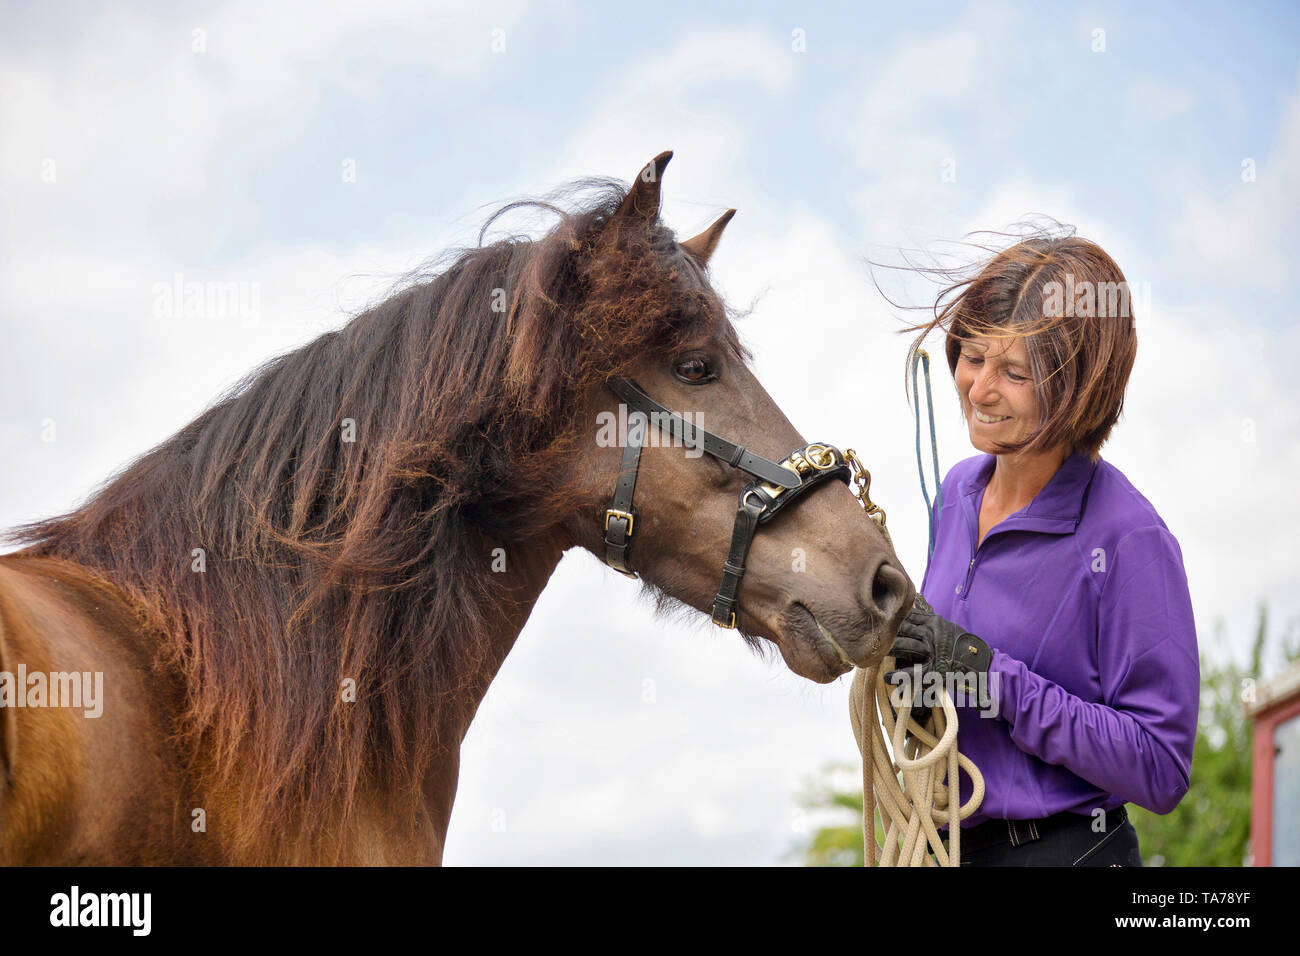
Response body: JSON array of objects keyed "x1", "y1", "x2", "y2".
[{"x1": 941, "y1": 806, "x2": 1143, "y2": 867}]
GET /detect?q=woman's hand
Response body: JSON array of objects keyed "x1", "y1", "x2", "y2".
[{"x1": 888, "y1": 593, "x2": 993, "y2": 691}]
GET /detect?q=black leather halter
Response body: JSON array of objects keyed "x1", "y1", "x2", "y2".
[{"x1": 602, "y1": 377, "x2": 885, "y2": 629}]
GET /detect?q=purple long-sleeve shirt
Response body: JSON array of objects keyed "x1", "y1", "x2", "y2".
[{"x1": 921, "y1": 450, "x2": 1200, "y2": 827}]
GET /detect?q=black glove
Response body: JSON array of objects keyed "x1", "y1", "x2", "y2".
[{"x1": 887, "y1": 592, "x2": 993, "y2": 696}]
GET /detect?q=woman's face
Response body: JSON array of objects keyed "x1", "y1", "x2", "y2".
[{"x1": 954, "y1": 334, "x2": 1040, "y2": 454}]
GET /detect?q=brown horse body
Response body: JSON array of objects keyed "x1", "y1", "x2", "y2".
[
  {"x1": 0, "y1": 539, "x2": 567, "y2": 864},
  {"x1": 0, "y1": 154, "x2": 911, "y2": 864}
]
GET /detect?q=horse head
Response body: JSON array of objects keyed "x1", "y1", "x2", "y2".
[{"x1": 512, "y1": 151, "x2": 914, "y2": 681}]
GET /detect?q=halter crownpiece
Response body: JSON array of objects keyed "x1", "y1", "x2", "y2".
[{"x1": 601, "y1": 377, "x2": 887, "y2": 628}]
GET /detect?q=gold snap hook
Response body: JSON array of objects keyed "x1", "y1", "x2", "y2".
[{"x1": 844, "y1": 448, "x2": 887, "y2": 527}]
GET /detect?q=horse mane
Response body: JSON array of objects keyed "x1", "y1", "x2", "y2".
[{"x1": 6, "y1": 176, "x2": 751, "y2": 861}]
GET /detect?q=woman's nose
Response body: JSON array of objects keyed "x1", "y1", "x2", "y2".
[{"x1": 969, "y1": 366, "x2": 997, "y2": 405}]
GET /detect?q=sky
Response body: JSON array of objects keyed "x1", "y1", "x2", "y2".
[{"x1": 2, "y1": 0, "x2": 1297, "y2": 865}]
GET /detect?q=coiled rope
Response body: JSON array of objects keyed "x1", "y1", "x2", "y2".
[{"x1": 849, "y1": 662, "x2": 985, "y2": 866}]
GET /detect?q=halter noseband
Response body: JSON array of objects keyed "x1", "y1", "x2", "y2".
[{"x1": 602, "y1": 377, "x2": 886, "y2": 629}]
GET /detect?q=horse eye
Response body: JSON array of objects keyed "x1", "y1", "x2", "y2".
[{"x1": 674, "y1": 357, "x2": 714, "y2": 383}]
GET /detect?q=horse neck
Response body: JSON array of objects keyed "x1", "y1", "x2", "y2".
[{"x1": 440, "y1": 522, "x2": 572, "y2": 743}]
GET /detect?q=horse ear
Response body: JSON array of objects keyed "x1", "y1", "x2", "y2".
[
  {"x1": 615, "y1": 150, "x2": 673, "y2": 222},
  {"x1": 680, "y1": 209, "x2": 736, "y2": 264}
]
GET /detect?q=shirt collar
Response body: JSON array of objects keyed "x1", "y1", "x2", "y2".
[{"x1": 959, "y1": 449, "x2": 1098, "y2": 530}]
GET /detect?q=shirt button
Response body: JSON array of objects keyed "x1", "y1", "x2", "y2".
[{"x1": 955, "y1": 585, "x2": 962, "y2": 594}]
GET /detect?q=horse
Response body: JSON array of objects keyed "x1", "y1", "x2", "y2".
[{"x1": 0, "y1": 151, "x2": 913, "y2": 864}]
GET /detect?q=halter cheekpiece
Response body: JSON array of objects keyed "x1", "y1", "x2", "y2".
[{"x1": 602, "y1": 377, "x2": 886, "y2": 628}]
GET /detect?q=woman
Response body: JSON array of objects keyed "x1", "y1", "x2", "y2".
[{"x1": 887, "y1": 233, "x2": 1199, "y2": 866}]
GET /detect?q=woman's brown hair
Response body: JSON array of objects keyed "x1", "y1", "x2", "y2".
[{"x1": 890, "y1": 223, "x2": 1138, "y2": 460}]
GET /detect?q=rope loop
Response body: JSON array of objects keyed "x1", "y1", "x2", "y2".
[{"x1": 849, "y1": 660, "x2": 985, "y2": 866}]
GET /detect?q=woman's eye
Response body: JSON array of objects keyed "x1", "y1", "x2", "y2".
[
  {"x1": 1006, "y1": 371, "x2": 1027, "y2": 383},
  {"x1": 674, "y1": 357, "x2": 714, "y2": 383},
  {"x1": 963, "y1": 354, "x2": 983, "y2": 365}
]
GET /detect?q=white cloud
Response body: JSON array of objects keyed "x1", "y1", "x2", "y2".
[
  {"x1": 0, "y1": 0, "x2": 530, "y2": 254},
  {"x1": 539, "y1": 24, "x2": 799, "y2": 233},
  {"x1": 820, "y1": 3, "x2": 1022, "y2": 250},
  {"x1": 1172, "y1": 72, "x2": 1300, "y2": 288}
]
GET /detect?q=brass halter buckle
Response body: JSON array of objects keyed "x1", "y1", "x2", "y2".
[{"x1": 604, "y1": 508, "x2": 635, "y2": 536}]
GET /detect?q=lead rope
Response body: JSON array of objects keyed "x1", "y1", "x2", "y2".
[
  {"x1": 847, "y1": 349, "x2": 985, "y2": 866},
  {"x1": 850, "y1": 656, "x2": 985, "y2": 866},
  {"x1": 913, "y1": 348, "x2": 942, "y2": 559}
]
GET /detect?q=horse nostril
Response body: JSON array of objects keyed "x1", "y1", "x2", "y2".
[{"x1": 866, "y1": 560, "x2": 912, "y2": 625}]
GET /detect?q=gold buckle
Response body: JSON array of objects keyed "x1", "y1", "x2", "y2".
[
  {"x1": 604, "y1": 508, "x2": 634, "y2": 536},
  {"x1": 715, "y1": 610, "x2": 737, "y2": 629}
]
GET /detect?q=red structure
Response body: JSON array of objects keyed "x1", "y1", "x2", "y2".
[{"x1": 1246, "y1": 660, "x2": 1300, "y2": 866}]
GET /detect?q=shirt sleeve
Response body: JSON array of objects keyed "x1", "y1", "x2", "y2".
[{"x1": 988, "y1": 525, "x2": 1200, "y2": 815}]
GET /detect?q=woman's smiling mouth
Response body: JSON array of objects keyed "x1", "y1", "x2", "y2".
[{"x1": 974, "y1": 408, "x2": 1011, "y2": 424}]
